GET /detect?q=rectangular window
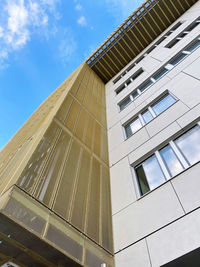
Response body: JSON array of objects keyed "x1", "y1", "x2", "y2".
[
  {"x1": 166, "y1": 18, "x2": 200, "y2": 49},
  {"x1": 118, "y1": 36, "x2": 200, "y2": 112},
  {"x1": 152, "y1": 67, "x2": 168, "y2": 81},
  {"x1": 175, "y1": 126, "x2": 200, "y2": 165},
  {"x1": 124, "y1": 93, "x2": 176, "y2": 138},
  {"x1": 151, "y1": 94, "x2": 176, "y2": 115},
  {"x1": 136, "y1": 155, "x2": 166, "y2": 195},
  {"x1": 119, "y1": 97, "x2": 131, "y2": 111},
  {"x1": 160, "y1": 145, "x2": 184, "y2": 176},
  {"x1": 139, "y1": 79, "x2": 153, "y2": 92},
  {"x1": 115, "y1": 68, "x2": 144, "y2": 95},
  {"x1": 134, "y1": 124, "x2": 200, "y2": 196},
  {"x1": 125, "y1": 118, "x2": 142, "y2": 138},
  {"x1": 142, "y1": 109, "x2": 153, "y2": 124},
  {"x1": 169, "y1": 52, "x2": 187, "y2": 66},
  {"x1": 186, "y1": 39, "x2": 200, "y2": 52}
]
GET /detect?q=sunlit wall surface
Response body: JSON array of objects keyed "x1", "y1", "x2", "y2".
[{"x1": 0, "y1": 64, "x2": 113, "y2": 266}]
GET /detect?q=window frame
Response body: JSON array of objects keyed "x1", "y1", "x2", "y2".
[
  {"x1": 118, "y1": 36, "x2": 200, "y2": 112},
  {"x1": 132, "y1": 123, "x2": 200, "y2": 198},
  {"x1": 123, "y1": 92, "x2": 177, "y2": 139}
]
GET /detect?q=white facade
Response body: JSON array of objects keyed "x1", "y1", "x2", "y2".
[{"x1": 106, "y1": 1, "x2": 200, "y2": 266}]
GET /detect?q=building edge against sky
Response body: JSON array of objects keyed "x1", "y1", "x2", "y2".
[{"x1": 0, "y1": 0, "x2": 200, "y2": 266}]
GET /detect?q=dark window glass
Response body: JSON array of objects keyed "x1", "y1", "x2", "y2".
[
  {"x1": 142, "y1": 109, "x2": 153, "y2": 124},
  {"x1": 119, "y1": 97, "x2": 131, "y2": 111},
  {"x1": 175, "y1": 126, "x2": 200, "y2": 165},
  {"x1": 186, "y1": 40, "x2": 200, "y2": 52},
  {"x1": 166, "y1": 38, "x2": 180, "y2": 48},
  {"x1": 126, "y1": 79, "x2": 131, "y2": 86},
  {"x1": 139, "y1": 79, "x2": 153, "y2": 92},
  {"x1": 116, "y1": 84, "x2": 125, "y2": 94},
  {"x1": 156, "y1": 37, "x2": 165, "y2": 45},
  {"x1": 186, "y1": 22, "x2": 199, "y2": 32},
  {"x1": 152, "y1": 94, "x2": 176, "y2": 115},
  {"x1": 160, "y1": 145, "x2": 184, "y2": 177},
  {"x1": 131, "y1": 90, "x2": 139, "y2": 100},
  {"x1": 152, "y1": 68, "x2": 168, "y2": 81},
  {"x1": 169, "y1": 52, "x2": 187, "y2": 66}
]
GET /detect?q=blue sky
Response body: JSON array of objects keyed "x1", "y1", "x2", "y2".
[{"x1": 0, "y1": 0, "x2": 144, "y2": 150}]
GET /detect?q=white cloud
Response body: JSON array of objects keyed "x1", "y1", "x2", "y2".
[
  {"x1": 0, "y1": 0, "x2": 60, "y2": 68},
  {"x1": 75, "y1": 4, "x2": 82, "y2": 11},
  {"x1": 104, "y1": 0, "x2": 142, "y2": 21},
  {"x1": 77, "y1": 16, "x2": 87, "y2": 26},
  {"x1": 59, "y1": 28, "x2": 76, "y2": 63},
  {"x1": 0, "y1": 26, "x2": 4, "y2": 38}
]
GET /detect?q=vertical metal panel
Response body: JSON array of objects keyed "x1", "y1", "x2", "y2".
[
  {"x1": 94, "y1": 122, "x2": 102, "y2": 158},
  {"x1": 86, "y1": 158, "x2": 101, "y2": 243},
  {"x1": 70, "y1": 149, "x2": 91, "y2": 231},
  {"x1": 85, "y1": 113, "x2": 95, "y2": 150},
  {"x1": 101, "y1": 166, "x2": 113, "y2": 252},
  {"x1": 65, "y1": 100, "x2": 81, "y2": 133},
  {"x1": 101, "y1": 128, "x2": 109, "y2": 163},
  {"x1": 76, "y1": 84, "x2": 87, "y2": 103},
  {"x1": 53, "y1": 140, "x2": 81, "y2": 220},
  {"x1": 56, "y1": 95, "x2": 73, "y2": 123},
  {"x1": 34, "y1": 130, "x2": 71, "y2": 206},
  {"x1": 75, "y1": 108, "x2": 88, "y2": 142},
  {"x1": 17, "y1": 122, "x2": 60, "y2": 193}
]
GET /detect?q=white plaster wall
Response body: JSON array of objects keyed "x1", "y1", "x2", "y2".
[{"x1": 106, "y1": 1, "x2": 200, "y2": 266}]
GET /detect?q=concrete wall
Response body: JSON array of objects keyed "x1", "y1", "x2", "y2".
[{"x1": 106, "y1": 2, "x2": 200, "y2": 266}]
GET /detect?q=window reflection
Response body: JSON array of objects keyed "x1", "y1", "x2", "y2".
[
  {"x1": 136, "y1": 155, "x2": 166, "y2": 195},
  {"x1": 160, "y1": 145, "x2": 184, "y2": 177},
  {"x1": 152, "y1": 94, "x2": 176, "y2": 115},
  {"x1": 125, "y1": 118, "x2": 142, "y2": 137},
  {"x1": 175, "y1": 126, "x2": 200, "y2": 165},
  {"x1": 142, "y1": 109, "x2": 153, "y2": 124}
]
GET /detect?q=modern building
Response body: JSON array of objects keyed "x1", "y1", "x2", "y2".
[{"x1": 0, "y1": 0, "x2": 200, "y2": 266}]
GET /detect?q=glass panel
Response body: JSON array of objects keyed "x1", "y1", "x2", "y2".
[
  {"x1": 186, "y1": 22, "x2": 199, "y2": 32},
  {"x1": 135, "y1": 165, "x2": 150, "y2": 195},
  {"x1": 142, "y1": 109, "x2": 153, "y2": 124},
  {"x1": 152, "y1": 67, "x2": 168, "y2": 81},
  {"x1": 136, "y1": 154, "x2": 166, "y2": 195},
  {"x1": 175, "y1": 126, "x2": 200, "y2": 165},
  {"x1": 131, "y1": 90, "x2": 139, "y2": 100},
  {"x1": 152, "y1": 94, "x2": 176, "y2": 115},
  {"x1": 169, "y1": 52, "x2": 187, "y2": 66},
  {"x1": 119, "y1": 97, "x2": 131, "y2": 110},
  {"x1": 166, "y1": 38, "x2": 180, "y2": 48},
  {"x1": 139, "y1": 79, "x2": 153, "y2": 92},
  {"x1": 142, "y1": 155, "x2": 166, "y2": 191},
  {"x1": 116, "y1": 84, "x2": 125, "y2": 94},
  {"x1": 125, "y1": 117, "x2": 142, "y2": 137},
  {"x1": 186, "y1": 40, "x2": 200, "y2": 52},
  {"x1": 160, "y1": 145, "x2": 184, "y2": 177}
]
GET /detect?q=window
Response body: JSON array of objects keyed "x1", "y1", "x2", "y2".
[
  {"x1": 134, "y1": 124, "x2": 200, "y2": 196},
  {"x1": 166, "y1": 18, "x2": 200, "y2": 48},
  {"x1": 118, "y1": 36, "x2": 200, "y2": 111},
  {"x1": 113, "y1": 22, "x2": 183, "y2": 85},
  {"x1": 124, "y1": 93, "x2": 176, "y2": 138},
  {"x1": 115, "y1": 68, "x2": 144, "y2": 95},
  {"x1": 151, "y1": 94, "x2": 176, "y2": 115},
  {"x1": 119, "y1": 97, "x2": 131, "y2": 111},
  {"x1": 136, "y1": 155, "x2": 166, "y2": 195}
]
